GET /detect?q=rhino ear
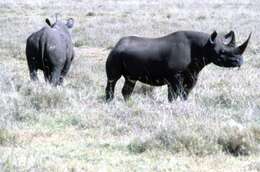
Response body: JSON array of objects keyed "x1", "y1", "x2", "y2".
[
  {"x1": 45, "y1": 18, "x2": 52, "y2": 26},
  {"x1": 209, "y1": 31, "x2": 218, "y2": 45},
  {"x1": 66, "y1": 18, "x2": 74, "y2": 29},
  {"x1": 55, "y1": 13, "x2": 60, "y2": 22},
  {"x1": 224, "y1": 30, "x2": 236, "y2": 47}
]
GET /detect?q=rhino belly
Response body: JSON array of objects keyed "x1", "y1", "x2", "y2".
[{"x1": 138, "y1": 77, "x2": 166, "y2": 86}]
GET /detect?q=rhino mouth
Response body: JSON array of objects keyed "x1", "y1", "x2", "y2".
[
  {"x1": 228, "y1": 57, "x2": 243, "y2": 67},
  {"x1": 214, "y1": 57, "x2": 243, "y2": 68}
]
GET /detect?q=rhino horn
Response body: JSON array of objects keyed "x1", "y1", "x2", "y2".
[
  {"x1": 235, "y1": 33, "x2": 251, "y2": 54},
  {"x1": 224, "y1": 30, "x2": 236, "y2": 47}
]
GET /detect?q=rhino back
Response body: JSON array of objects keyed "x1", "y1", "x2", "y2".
[
  {"x1": 41, "y1": 27, "x2": 73, "y2": 65},
  {"x1": 113, "y1": 33, "x2": 192, "y2": 75}
]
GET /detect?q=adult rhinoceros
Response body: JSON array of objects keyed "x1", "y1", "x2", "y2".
[
  {"x1": 26, "y1": 16, "x2": 74, "y2": 86},
  {"x1": 105, "y1": 30, "x2": 251, "y2": 102}
]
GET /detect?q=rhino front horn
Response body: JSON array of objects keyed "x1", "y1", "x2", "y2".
[{"x1": 237, "y1": 33, "x2": 251, "y2": 54}]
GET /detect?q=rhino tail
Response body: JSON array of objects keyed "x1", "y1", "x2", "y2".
[{"x1": 39, "y1": 37, "x2": 47, "y2": 71}]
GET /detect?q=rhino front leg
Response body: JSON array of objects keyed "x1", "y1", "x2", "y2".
[
  {"x1": 168, "y1": 83, "x2": 189, "y2": 101},
  {"x1": 167, "y1": 85, "x2": 178, "y2": 102},
  {"x1": 180, "y1": 89, "x2": 188, "y2": 101},
  {"x1": 166, "y1": 75, "x2": 183, "y2": 102},
  {"x1": 181, "y1": 72, "x2": 198, "y2": 100}
]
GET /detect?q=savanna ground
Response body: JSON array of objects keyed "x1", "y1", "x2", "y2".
[{"x1": 0, "y1": 0, "x2": 260, "y2": 171}]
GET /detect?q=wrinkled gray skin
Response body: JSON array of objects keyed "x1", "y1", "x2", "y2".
[
  {"x1": 105, "y1": 30, "x2": 251, "y2": 102},
  {"x1": 26, "y1": 17, "x2": 74, "y2": 86}
]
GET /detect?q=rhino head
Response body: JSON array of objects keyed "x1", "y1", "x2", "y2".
[
  {"x1": 205, "y1": 31, "x2": 251, "y2": 68},
  {"x1": 45, "y1": 14, "x2": 74, "y2": 33}
]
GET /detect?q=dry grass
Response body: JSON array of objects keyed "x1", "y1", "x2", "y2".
[{"x1": 0, "y1": 0, "x2": 260, "y2": 171}]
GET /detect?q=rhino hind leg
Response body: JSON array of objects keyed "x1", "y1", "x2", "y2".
[
  {"x1": 27, "y1": 57, "x2": 39, "y2": 81},
  {"x1": 43, "y1": 68, "x2": 51, "y2": 83},
  {"x1": 50, "y1": 66, "x2": 62, "y2": 86},
  {"x1": 105, "y1": 53, "x2": 123, "y2": 102},
  {"x1": 105, "y1": 79, "x2": 118, "y2": 102},
  {"x1": 59, "y1": 59, "x2": 72, "y2": 85},
  {"x1": 30, "y1": 70, "x2": 38, "y2": 81},
  {"x1": 122, "y1": 78, "x2": 136, "y2": 101}
]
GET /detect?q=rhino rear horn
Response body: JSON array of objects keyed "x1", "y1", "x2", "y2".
[
  {"x1": 224, "y1": 30, "x2": 236, "y2": 47},
  {"x1": 236, "y1": 33, "x2": 251, "y2": 54}
]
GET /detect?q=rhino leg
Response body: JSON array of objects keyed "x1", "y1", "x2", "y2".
[
  {"x1": 50, "y1": 66, "x2": 62, "y2": 86},
  {"x1": 180, "y1": 90, "x2": 188, "y2": 100},
  {"x1": 59, "y1": 59, "x2": 72, "y2": 85},
  {"x1": 167, "y1": 85, "x2": 178, "y2": 102},
  {"x1": 105, "y1": 53, "x2": 122, "y2": 102},
  {"x1": 26, "y1": 57, "x2": 38, "y2": 81},
  {"x1": 166, "y1": 75, "x2": 183, "y2": 102},
  {"x1": 43, "y1": 67, "x2": 51, "y2": 83},
  {"x1": 169, "y1": 86, "x2": 187, "y2": 101},
  {"x1": 180, "y1": 72, "x2": 198, "y2": 100},
  {"x1": 122, "y1": 78, "x2": 136, "y2": 101},
  {"x1": 105, "y1": 79, "x2": 118, "y2": 102},
  {"x1": 29, "y1": 69, "x2": 38, "y2": 81}
]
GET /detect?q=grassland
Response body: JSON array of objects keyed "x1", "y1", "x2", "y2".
[{"x1": 0, "y1": 0, "x2": 260, "y2": 171}]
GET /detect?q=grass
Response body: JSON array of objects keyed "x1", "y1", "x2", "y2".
[{"x1": 0, "y1": 0, "x2": 260, "y2": 171}]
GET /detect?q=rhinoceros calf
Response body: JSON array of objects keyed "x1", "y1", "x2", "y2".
[
  {"x1": 105, "y1": 30, "x2": 251, "y2": 102},
  {"x1": 26, "y1": 17, "x2": 74, "y2": 86}
]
